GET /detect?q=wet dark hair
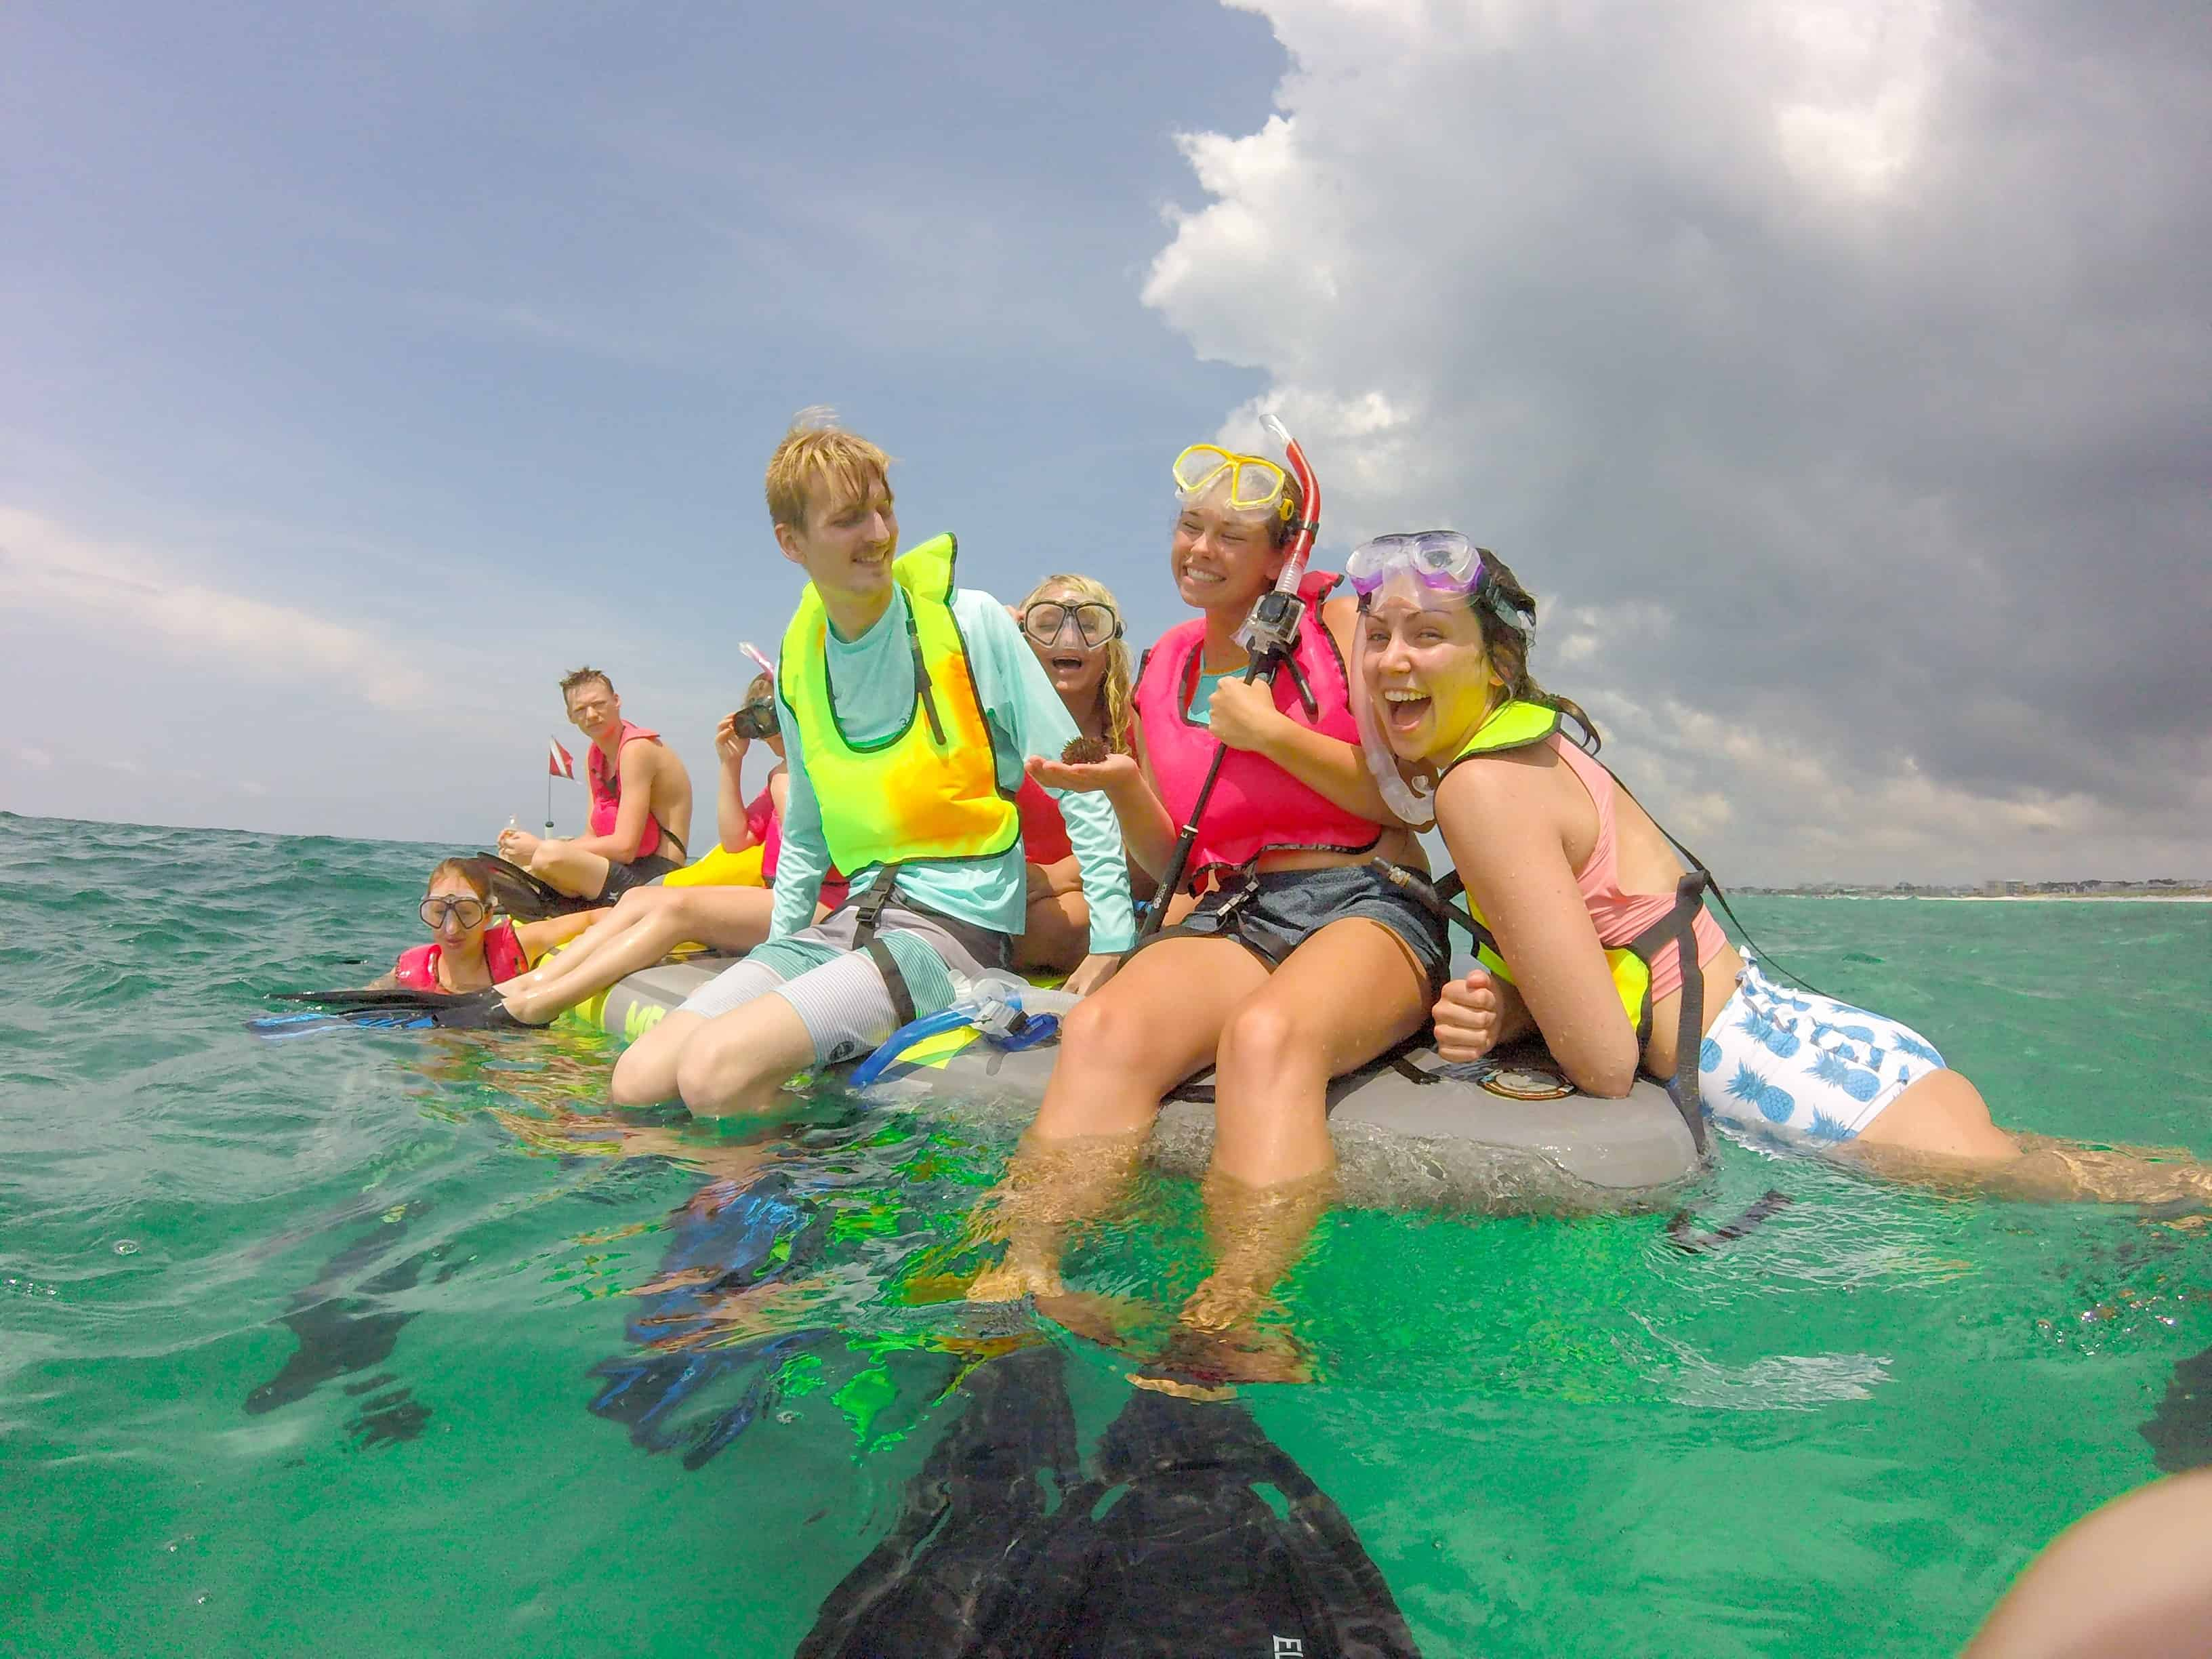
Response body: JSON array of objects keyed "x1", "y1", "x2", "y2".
[
  {"x1": 1467, "y1": 552, "x2": 1599, "y2": 754},
  {"x1": 424, "y1": 857, "x2": 491, "y2": 900}
]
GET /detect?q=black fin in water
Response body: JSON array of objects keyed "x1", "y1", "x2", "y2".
[
  {"x1": 245, "y1": 1211, "x2": 443, "y2": 1424},
  {"x1": 257, "y1": 987, "x2": 520, "y2": 1032},
  {"x1": 799, "y1": 1345, "x2": 1422, "y2": 1658},
  {"x1": 466, "y1": 855, "x2": 601, "y2": 922},
  {"x1": 2141, "y1": 1342, "x2": 2212, "y2": 1474},
  {"x1": 797, "y1": 1344, "x2": 1080, "y2": 1657}
]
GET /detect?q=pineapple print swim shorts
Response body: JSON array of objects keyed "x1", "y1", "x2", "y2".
[{"x1": 1696, "y1": 958, "x2": 1947, "y2": 1149}]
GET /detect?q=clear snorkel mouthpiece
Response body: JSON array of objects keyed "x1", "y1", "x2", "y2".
[{"x1": 1349, "y1": 583, "x2": 1439, "y2": 830}]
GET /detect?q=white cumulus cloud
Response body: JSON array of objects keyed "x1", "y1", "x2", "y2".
[{"x1": 1147, "y1": 0, "x2": 2212, "y2": 881}]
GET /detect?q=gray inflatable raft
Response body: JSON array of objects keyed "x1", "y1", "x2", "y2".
[{"x1": 577, "y1": 960, "x2": 1704, "y2": 1214}]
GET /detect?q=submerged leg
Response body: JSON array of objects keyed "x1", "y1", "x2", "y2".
[
  {"x1": 1183, "y1": 916, "x2": 1431, "y2": 1348},
  {"x1": 970, "y1": 937, "x2": 1266, "y2": 1304},
  {"x1": 1963, "y1": 1469, "x2": 2212, "y2": 1658},
  {"x1": 1847, "y1": 1071, "x2": 2212, "y2": 1207}
]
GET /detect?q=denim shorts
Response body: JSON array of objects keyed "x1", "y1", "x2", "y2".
[{"x1": 1141, "y1": 861, "x2": 1450, "y2": 990}]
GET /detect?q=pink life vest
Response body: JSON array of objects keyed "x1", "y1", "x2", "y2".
[
  {"x1": 392, "y1": 918, "x2": 529, "y2": 991},
  {"x1": 744, "y1": 777, "x2": 849, "y2": 909},
  {"x1": 588, "y1": 721, "x2": 665, "y2": 860},
  {"x1": 1015, "y1": 775, "x2": 1073, "y2": 865},
  {"x1": 1131, "y1": 569, "x2": 1381, "y2": 888}
]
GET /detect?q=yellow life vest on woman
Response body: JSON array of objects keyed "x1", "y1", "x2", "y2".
[
  {"x1": 1439, "y1": 698, "x2": 1667, "y2": 1044},
  {"x1": 779, "y1": 533, "x2": 1020, "y2": 876}
]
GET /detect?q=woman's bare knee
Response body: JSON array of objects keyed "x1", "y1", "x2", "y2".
[{"x1": 1216, "y1": 996, "x2": 1325, "y2": 1092}]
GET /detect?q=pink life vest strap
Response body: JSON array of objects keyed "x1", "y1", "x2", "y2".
[
  {"x1": 588, "y1": 721, "x2": 665, "y2": 860},
  {"x1": 390, "y1": 919, "x2": 529, "y2": 991},
  {"x1": 1131, "y1": 569, "x2": 1380, "y2": 888}
]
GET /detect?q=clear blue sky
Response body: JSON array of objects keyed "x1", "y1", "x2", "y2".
[{"x1": 5, "y1": 0, "x2": 2205, "y2": 883}]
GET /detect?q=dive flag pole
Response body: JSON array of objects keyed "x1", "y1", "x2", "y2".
[{"x1": 547, "y1": 737, "x2": 576, "y2": 834}]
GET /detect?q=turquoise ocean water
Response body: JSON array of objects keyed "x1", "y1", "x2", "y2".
[{"x1": 4, "y1": 810, "x2": 2209, "y2": 1657}]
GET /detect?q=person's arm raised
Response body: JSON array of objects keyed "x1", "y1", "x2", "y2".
[
  {"x1": 1433, "y1": 754, "x2": 1642, "y2": 1097},
  {"x1": 764, "y1": 697, "x2": 829, "y2": 938},
  {"x1": 712, "y1": 716, "x2": 760, "y2": 854}
]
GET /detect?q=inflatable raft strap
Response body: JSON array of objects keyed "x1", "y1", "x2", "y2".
[
  {"x1": 1657, "y1": 872, "x2": 1711, "y2": 1155},
  {"x1": 851, "y1": 865, "x2": 915, "y2": 1028},
  {"x1": 1593, "y1": 764, "x2": 1846, "y2": 1006},
  {"x1": 1666, "y1": 1188, "x2": 1793, "y2": 1254}
]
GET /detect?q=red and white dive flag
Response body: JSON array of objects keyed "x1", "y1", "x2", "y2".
[{"x1": 548, "y1": 738, "x2": 576, "y2": 780}]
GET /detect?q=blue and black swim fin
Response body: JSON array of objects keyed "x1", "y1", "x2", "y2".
[{"x1": 586, "y1": 1171, "x2": 832, "y2": 1470}]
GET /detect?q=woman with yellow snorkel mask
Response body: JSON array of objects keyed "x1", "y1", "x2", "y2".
[
  {"x1": 1353, "y1": 529, "x2": 2212, "y2": 1206},
  {"x1": 976, "y1": 425, "x2": 1450, "y2": 1375}
]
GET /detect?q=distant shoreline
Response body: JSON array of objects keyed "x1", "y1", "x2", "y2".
[{"x1": 1750, "y1": 893, "x2": 2211, "y2": 904}]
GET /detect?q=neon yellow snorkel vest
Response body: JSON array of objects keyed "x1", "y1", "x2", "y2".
[
  {"x1": 779, "y1": 533, "x2": 1020, "y2": 876},
  {"x1": 1439, "y1": 698, "x2": 1662, "y2": 1042}
]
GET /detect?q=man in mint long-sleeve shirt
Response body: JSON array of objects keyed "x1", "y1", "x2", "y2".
[{"x1": 610, "y1": 415, "x2": 1130, "y2": 1118}]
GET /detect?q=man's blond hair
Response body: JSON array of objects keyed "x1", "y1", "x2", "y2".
[{"x1": 764, "y1": 407, "x2": 893, "y2": 531}]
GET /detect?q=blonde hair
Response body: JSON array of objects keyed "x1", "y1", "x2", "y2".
[
  {"x1": 1021, "y1": 573, "x2": 1136, "y2": 754},
  {"x1": 558, "y1": 665, "x2": 613, "y2": 701},
  {"x1": 764, "y1": 407, "x2": 893, "y2": 532}
]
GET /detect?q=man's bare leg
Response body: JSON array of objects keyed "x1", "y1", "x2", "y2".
[{"x1": 672, "y1": 995, "x2": 820, "y2": 1118}]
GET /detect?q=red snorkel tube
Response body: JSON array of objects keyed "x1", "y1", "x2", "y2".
[
  {"x1": 1267, "y1": 416, "x2": 1321, "y2": 584},
  {"x1": 1139, "y1": 417, "x2": 1324, "y2": 939}
]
